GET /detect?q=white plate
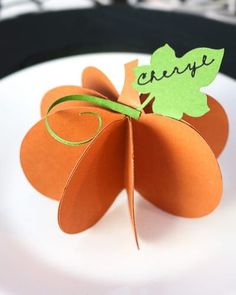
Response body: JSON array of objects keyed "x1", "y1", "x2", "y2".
[{"x1": 0, "y1": 53, "x2": 236, "y2": 295}]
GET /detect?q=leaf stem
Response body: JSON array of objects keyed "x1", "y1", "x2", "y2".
[{"x1": 137, "y1": 94, "x2": 154, "y2": 111}]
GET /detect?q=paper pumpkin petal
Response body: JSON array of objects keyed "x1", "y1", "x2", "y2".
[
  {"x1": 125, "y1": 118, "x2": 139, "y2": 248},
  {"x1": 58, "y1": 118, "x2": 126, "y2": 233},
  {"x1": 140, "y1": 94, "x2": 228, "y2": 157},
  {"x1": 82, "y1": 67, "x2": 119, "y2": 101},
  {"x1": 40, "y1": 85, "x2": 107, "y2": 117},
  {"x1": 182, "y1": 95, "x2": 228, "y2": 157},
  {"x1": 133, "y1": 114, "x2": 222, "y2": 218},
  {"x1": 20, "y1": 107, "x2": 123, "y2": 201}
]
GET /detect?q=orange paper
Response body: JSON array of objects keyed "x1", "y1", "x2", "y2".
[
  {"x1": 20, "y1": 61, "x2": 228, "y2": 246},
  {"x1": 140, "y1": 94, "x2": 228, "y2": 157}
]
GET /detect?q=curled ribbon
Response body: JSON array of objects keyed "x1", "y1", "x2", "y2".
[{"x1": 45, "y1": 94, "x2": 141, "y2": 146}]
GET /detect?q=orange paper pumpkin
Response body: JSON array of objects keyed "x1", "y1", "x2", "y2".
[{"x1": 20, "y1": 61, "x2": 228, "y2": 247}]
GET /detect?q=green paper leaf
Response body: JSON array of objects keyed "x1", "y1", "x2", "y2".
[{"x1": 133, "y1": 44, "x2": 224, "y2": 120}]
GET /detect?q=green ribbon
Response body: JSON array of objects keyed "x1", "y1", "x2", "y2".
[{"x1": 45, "y1": 94, "x2": 141, "y2": 146}]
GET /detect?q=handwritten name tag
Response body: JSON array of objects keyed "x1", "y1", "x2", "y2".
[{"x1": 133, "y1": 44, "x2": 224, "y2": 120}]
